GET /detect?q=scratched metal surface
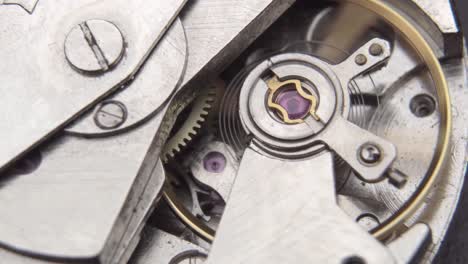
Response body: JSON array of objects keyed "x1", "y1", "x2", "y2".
[{"x1": 434, "y1": 1, "x2": 468, "y2": 263}]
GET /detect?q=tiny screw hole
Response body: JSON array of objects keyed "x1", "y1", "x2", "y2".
[{"x1": 410, "y1": 94, "x2": 436, "y2": 118}]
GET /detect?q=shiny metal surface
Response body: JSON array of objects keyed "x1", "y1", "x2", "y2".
[
  {"x1": 64, "y1": 19, "x2": 125, "y2": 75},
  {"x1": 0, "y1": 0, "x2": 467, "y2": 263},
  {"x1": 0, "y1": 0, "x2": 187, "y2": 171},
  {"x1": 131, "y1": 228, "x2": 207, "y2": 264},
  {"x1": 208, "y1": 149, "x2": 395, "y2": 263},
  {"x1": 408, "y1": 0, "x2": 462, "y2": 57},
  {"x1": 388, "y1": 223, "x2": 431, "y2": 264},
  {"x1": 0, "y1": 113, "x2": 166, "y2": 259},
  {"x1": 66, "y1": 19, "x2": 187, "y2": 136},
  {"x1": 0, "y1": 0, "x2": 297, "y2": 262},
  {"x1": 189, "y1": 140, "x2": 237, "y2": 202},
  {"x1": 179, "y1": 0, "x2": 295, "y2": 86},
  {"x1": 110, "y1": 160, "x2": 165, "y2": 264},
  {"x1": 160, "y1": 0, "x2": 463, "y2": 262},
  {"x1": 238, "y1": 40, "x2": 396, "y2": 182}
]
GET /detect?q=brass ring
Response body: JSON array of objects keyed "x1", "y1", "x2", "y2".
[
  {"x1": 164, "y1": 0, "x2": 452, "y2": 242},
  {"x1": 346, "y1": 0, "x2": 451, "y2": 240},
  {"x1": 163, "y1": 187, "x2": 215, "y2": 241}
]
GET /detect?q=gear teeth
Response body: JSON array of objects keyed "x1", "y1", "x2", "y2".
[{"x1": 162, "y1": 84, "x2": 221, "y2": 163}]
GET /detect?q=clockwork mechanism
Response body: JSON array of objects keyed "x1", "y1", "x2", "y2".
[
  {"x1": 0, "y1": 0, "x2": 466, "y2": 264},
  {"x1": 156, "y1": 1, "x2": 466, "y2": 263}
]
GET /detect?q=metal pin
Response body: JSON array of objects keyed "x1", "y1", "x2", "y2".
[
  {"x1": 355, "y1": 54, "x2": 368, "y2": 65},
  {"x1": 387, "y1": 169, "x2": 408, "y2": 189}
]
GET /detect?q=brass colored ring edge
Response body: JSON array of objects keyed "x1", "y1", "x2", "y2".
[{"x1": 163, "y1": 0, "x2": 452, "y2": 243}]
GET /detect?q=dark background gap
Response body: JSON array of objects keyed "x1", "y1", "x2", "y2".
[{"x1": 434, "y1": 1, "x2": 467, "y2": 263}]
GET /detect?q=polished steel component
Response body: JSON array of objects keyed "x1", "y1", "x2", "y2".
[
  {"x1": 239, "y1": 39, "x2": 396, "y2": 182},
  {"x1": 359, "y1": 143, "x2": 382, "y2": 165},
  {"x1": 344, "y1": 0, "x2": 452, "y2": 241},
  {"x1": 178, "y1": 0, "x2": 294, "y2": 86},
  {"x1": 207, "y1": 149, "x2": 395, "y2": 263},
  {"x1": 340, "y1": 60, "x2": 467, "y2": 261},
  {"x1": 159, "y1": 0, "x2": 296, "y2": 159},
  {"x1": 160, "y1": 1, "x2": 464, "y2": 263},
  {"x1": 405, "y1": 0, "x2": 463, "y2": 57},
  {"x1": 388, "y1": 223, "x2": 431, "y2": 264},
  {"x1": 0, "y1": 0, "x2": 297, "y2": 263},
  {"x1": 111, "y1": 159, "x2": 166, "y2": 264},
  {"x1": 386, "y1": 169, "x2": 408, "y2": 189},
  {"x1": 206, "y1": 37, "x2": 400, "y2": 264},
  {"x1": 0, "y1": 0, "x2": 466, "y2": 263},
  {"x1": 0, "y1": 0, "x2": 187, "y2": 171},
  {"x1": 0, "y1": 114, "x2": 166, "y2": 261},
  {"x1": 302, "y1": 0, "x2": 459, "y2": 248},
  {"x1": 94, "y1": 100, "x2": 128, "y2": 130},
  {"x1": 67, "y1": 19, "x2": 187, "y2": 136},
  {"x1": 64, "y1": 20, "x2": 125, "y2": 74}
]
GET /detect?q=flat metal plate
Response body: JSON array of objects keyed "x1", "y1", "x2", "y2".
[
  {"x1": 0, "y1": 0, "x2": 186, "y2": 171},
  {"x1": 208, "y1": 149, "x2": 395, "y2": 264},
  {"x1": 66, "y1": 19, "x2": 187, "y2": 136},
  {"x1": 0, "y1": 114, "x2": 165, "y2": 259}
]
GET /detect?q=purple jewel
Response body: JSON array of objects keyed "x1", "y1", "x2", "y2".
[
  {"x1": 275, "y1": 89, "x2": 311, "y2": 120},
  {"x1": 203, "y1": 152, "x2": 227, "y2": 173}
]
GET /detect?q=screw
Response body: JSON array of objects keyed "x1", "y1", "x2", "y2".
[
  {"x1": 359, "y1": 143, "x2": 382, "y2": 165},
  {"x1": 369, "y1": 43, "x2": 384, "y2": 56},
  {"x1": 355, "y1": 54, "x2": 367, "y2": 66},
  {"x1": 65, "y1": 20, "x2": 125, "y2": 75},
  {"x1": 356, "y1": 213, "x2": 380, "y2": 230},
  {"x1": 94, "y1": 100, "x2": 127, "y2": 130}
]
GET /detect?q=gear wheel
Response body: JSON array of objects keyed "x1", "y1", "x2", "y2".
[{"x1": 161, "y1": 81, "x2": 222, "y2": 162}]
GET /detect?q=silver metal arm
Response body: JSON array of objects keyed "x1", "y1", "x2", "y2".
[{"x1": 207, "y1": 148, "x2": 395, "y2": 263}]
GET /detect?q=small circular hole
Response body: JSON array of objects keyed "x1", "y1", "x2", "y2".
[
  {"x1": 410, "y1": 94, "x2": 436, "y2": 118},
  {"x1": 343, "y1": 256, "x2": 367, "y2": 264}
]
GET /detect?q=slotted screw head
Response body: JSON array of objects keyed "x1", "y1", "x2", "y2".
[
  {"x1": 65, "y1": 20, "x2": 125, "y2": 74},
  {"x1": 94, "y1": 100, "x2": 127, "y2": 130},
  {"x1": 359, "y1": 143, "x2": 382, "y2": 165}
]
